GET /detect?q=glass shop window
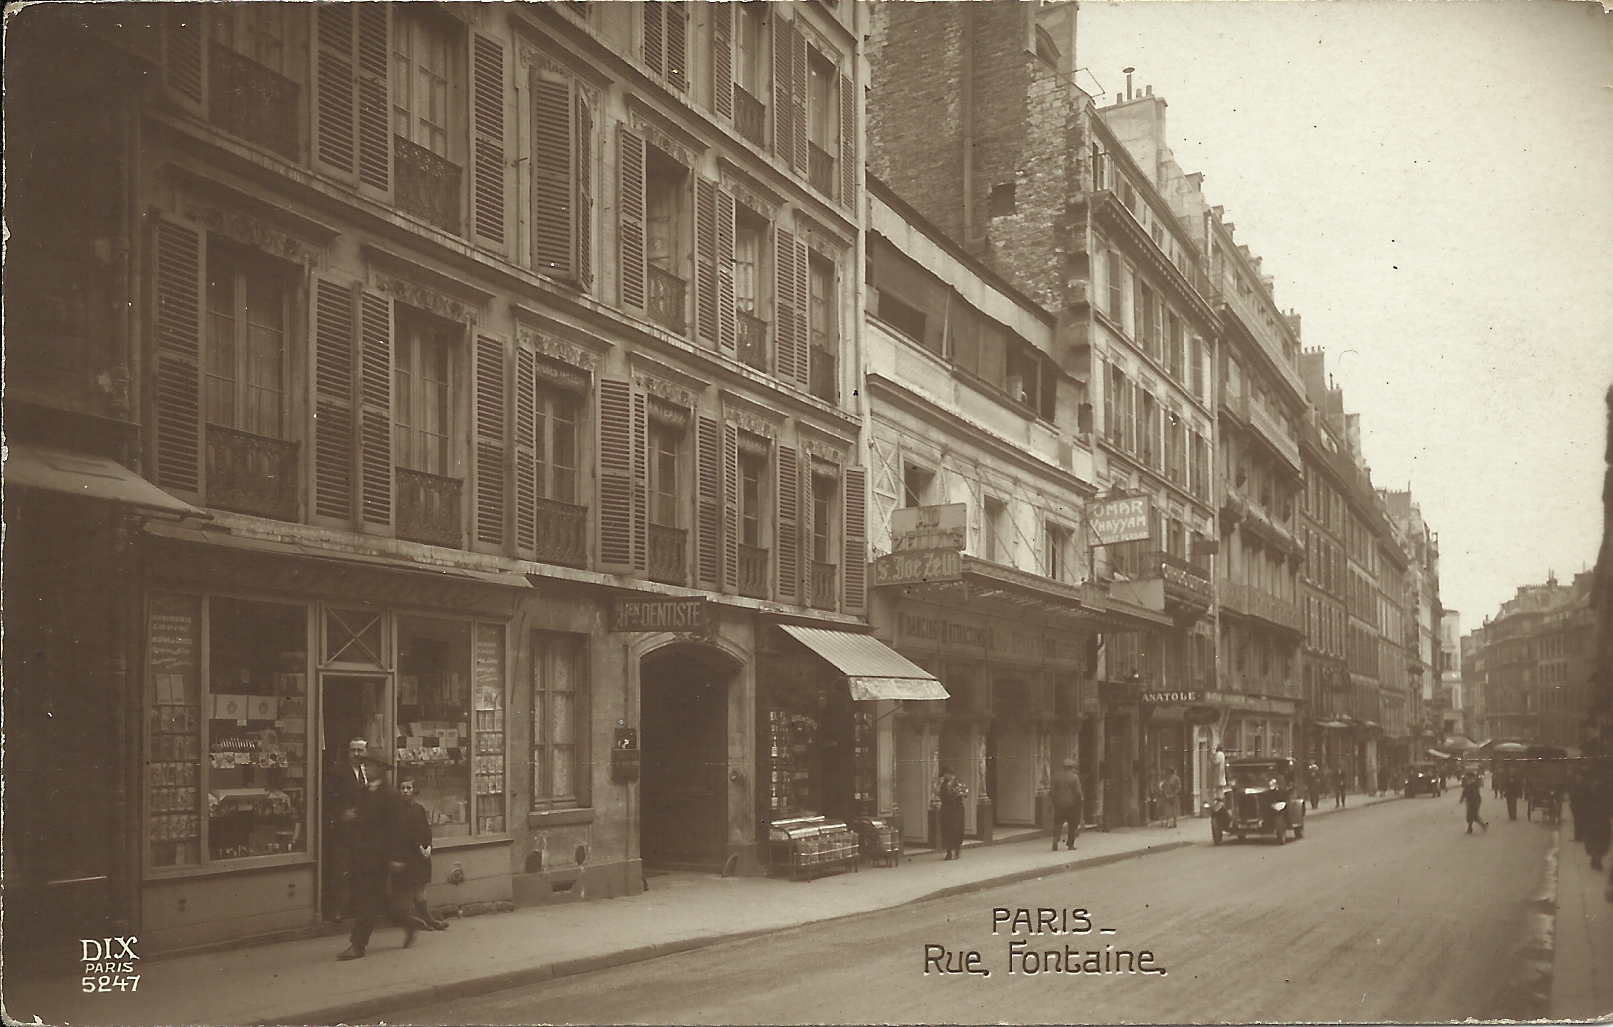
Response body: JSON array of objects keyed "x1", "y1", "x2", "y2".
[{"x1": 396, "y1": 617, "x2": 474, "y2": 837}]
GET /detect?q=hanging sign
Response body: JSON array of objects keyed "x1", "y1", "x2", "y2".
[
  {"x1": 890, "y1": 503, "x2": 967, "y2": 552},
  {"x1": 1088, "y1": 495, "x2": 1152, "y2": 546},
  {"x1": 872, "y1": 548, "x2": 963, "y2": 587}
]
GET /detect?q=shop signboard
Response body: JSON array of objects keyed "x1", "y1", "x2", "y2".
[
  {"x1": 1088, "y1": 495, "x2": 1152, "y2": 546},
  {"x1": 872, "y1": 547, "x2": 963, "y2": 587},
  {"x1": 889, "y1": 503, "x2": 967, "y2": 552},
  {"x1": 611, "y1": 597, "x2": 708, "y2": 633},
  {"x1": 1140, "y1": 689, "x2": 1204, "y2": 705}
]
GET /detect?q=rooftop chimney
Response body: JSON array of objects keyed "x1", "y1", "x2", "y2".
[{"x1": 1124, "y1": 67, "x2": 1135, "y2": 101}]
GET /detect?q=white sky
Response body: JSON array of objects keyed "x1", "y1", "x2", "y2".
[{"x1": 1072, "y1": 0, "x2": 1613, "y2": 629}]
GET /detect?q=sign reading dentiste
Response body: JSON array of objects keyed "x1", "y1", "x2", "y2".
[
  {"x1": 611, "y1": 597, "x2": 708, "y2": 633},
  {"x1": 1088, "y1": 495, "x2": 1153, "y2": 546}
]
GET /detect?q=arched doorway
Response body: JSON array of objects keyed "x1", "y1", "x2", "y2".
[{"x1": 639, "y1": 647, "x2": 732, "y2": 871}]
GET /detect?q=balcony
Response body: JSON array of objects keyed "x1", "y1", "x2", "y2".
[
  {"x1": 648, "y1": 522, "x2": 687, "y2": 585},
  {"x1": 1247, "y1": 398, "x2": 1302, "y2": 474},
  {"x1": 533, "y1": 497, "x2": 587, "y2": 568},
  {"x1": 206, "y1": 424, "x2": 299, "y2": 521},
  {"x1": 809, "y1": 346, "x2": 837, "y2": 403},
  {"x1": 1143, "y1": 550, "x2": 1213, "y2": 609},
  {"x1": 809, "y1": 561, "x2": 837, "y2": 612},
  {"x1": 208, "y1": 47, "x2": 299, "y2": 160},
  {"x1": 738, "y1": 543, "x2": 770, "y2": 599},
  {"x1": 394, "y1": 136, "x2": 463, "y2": 234},
  {"x1": 396, "y1": 467, "x2": 463, "y2": 546},
  {"x1": 733, "y1": 84, "x2": 766, "y2": 148},
  {"x1": 1220, "y1": 580, "x2": 1305, "y2": 635},
  {"x1": 737, "y1": 309, "x2": 769, "y2": 372},
  {"x1": 808, "y1": 142, "x2": 836, "y2": 197},
  {"x1": 647, "y1": 265, "x2": 687, "y2": 334}
]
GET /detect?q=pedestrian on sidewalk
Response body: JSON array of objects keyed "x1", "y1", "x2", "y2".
[
  {"x1": 1160, "y1": 767, "x2": 1182, "y2": 829},
  {"x1": 1306, "y1": 761, "x2": 1321, "y2": 810},
  {"x1": 337, "y1": 769, "x2": 430, "y2": 961},
  {"x1": 936, "y1": 766, "x2": 967, "y2": 861},
  {"x1": 325, "y1": 737, "x2": 384, "y2": 922},
  {"x1": 395, "y1": 778, "x2": 449, "y2": 931},
  {"x1": 1503, "y1": 771, "x2": 1523, "y2": 821},
  {"x1": 1581, "y1": 767, "x2": 1612, "y2": 873},
  {"x1": 1459, "y1": 771, "x2": 1488, "y2": 833},
  {"x1": 1049, "y1": 758, "x2": 1084, "y2": 851},
  {"x1": 1333, "y1": 765, "x2": 1347, "y2": 808}
]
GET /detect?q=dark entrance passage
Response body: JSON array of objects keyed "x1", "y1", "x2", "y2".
[
  {"x1": 640, "y1": 652, "x2": 729, "y2": 870},
  {"x1": 319, "y1": 675, "x2": 387, "y2": 919}
]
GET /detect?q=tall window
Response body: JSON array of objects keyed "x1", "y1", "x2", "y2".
[
  {"x1": 394, "y1": 320, "x2": 454, "y2": 476},
  {"x1": 808, "y1": 253, "x2": 838, "y2": 402},
  {"x1": 736, "y1": 3, "x2": 765, "y2": 97},
  {"x1": 206, "y1": 248, "x2": 287, "y2": 439},
  {"x1": 735, "y1": 217, "x2": 762, "y2": 314},
  {"x1": 812, "y1": 474, "x2": 836, "y2": 563},
  {"x1": 649, "y1": 423, "x2": 681, "y2": 526},
  {"x1": 741, "y1": 452, "x2": 764, "y2": 547},
  {"x1": 1107, "y1": 252, "x2": 1123, "y2": 321},
  {"x1": 212, "y1": 5, "x2": 287, "y2": 74},
  {"x1": 646, "y1": 158, "x2": 684, "y2": 273},
  {"x1": 1168, "y1": 314, "x2": 1184, "y2": 381},
  {"x1": 392, "y1": 11, "x2": 451, "y2": 156},
  {"x1": 534, "y1": 383, "x2": 580, "y2": 504},
  {"x1": 903, "y1": 464, "x2": 934, "y2": 508},
  {"x1": 532, "y1": 632, "x2": 585, "y2": 807},
  {"x1": 983, "y1": 497, "x2": 1006, "y2": 564},
  {"x1": 1045, "y1": 522, "x2": 1070, "y2": 582}
]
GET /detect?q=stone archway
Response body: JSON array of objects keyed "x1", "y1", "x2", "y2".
[{"x1": 638, "y1": 641, "x2": 741, "y2": 871}]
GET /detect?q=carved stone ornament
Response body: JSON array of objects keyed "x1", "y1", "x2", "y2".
[
  {"x1": 517, "y1": 43, "x2": 603, "y2": 110},
  {"x1": 726, "y1": 408, "x2": 777, "y2": 440},
  {"x1": 792, "y1": 15, "x2": 840, "y2": 65},
  {"x1": 181, "y1": 200, "x2": 320, "y2": 267},
  {"x1": 801, "y1": 437, "x2": 848, "y2": 466},
  {"x1": 517, "y1": 325, "x2": 599, "y2": 372},
  {"x1": 720, "y1": 172, "x2": 777, "y2": 220},
  {"x1": 636, "y1": 374, "x2": 698, "y2": 412},
  {"x1": 628, "y1": 111, "x2": 698, "y2": 168},
  {"x1": 797, "y1": 224, "x2": 848, "y2": 259},
  {"x1": 372, "y1": 271, "x2": 479, "y2": 325}
]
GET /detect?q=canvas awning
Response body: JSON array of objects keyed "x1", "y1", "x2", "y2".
[
  {"x1": 778, "y1": 624, "x2": 948, "y2": 701},
  {"x1": 1427, "y1": 749, "x2": 1452, "y2": 760},
  {"x1": 5, "y1": 441, "x2": 206, "y2": 519}
]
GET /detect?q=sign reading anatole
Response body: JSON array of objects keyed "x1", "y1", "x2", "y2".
[
  {"x1": 1088, "y1": 495, "x2": 1152, "y2": 546},
  {"x1": 611, "y1": 597, "x2": 708, "y2": 632}
]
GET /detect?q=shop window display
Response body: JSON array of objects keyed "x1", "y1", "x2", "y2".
[
  {"x1": 396, "y1": 617, "x2": 474, "y2": 837},
  {"x1": 148, "y1": 593, "x2": 203, "y2": 868},
  {"x1": 473, "y1": 623, "x2": 507, "y2": 834}
]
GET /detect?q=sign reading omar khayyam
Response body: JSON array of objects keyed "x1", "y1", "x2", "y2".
[{"x1": 1088, "y1": 496, "x2": 1152, "y2": 546}]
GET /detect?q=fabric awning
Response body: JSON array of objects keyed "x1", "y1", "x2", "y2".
[
  {"x1": 778, "y1": 624, "x2": 948, "y2": 701},
  {"x1": 5, "y1": 442, "x2": 206, "y2": 519},
  {"x1": 1427, "y1": 749, "x2": 1452, "y2": 760},
  {"x1": 1316, "y1": 720, "x2": 1349, "y2": 730}
]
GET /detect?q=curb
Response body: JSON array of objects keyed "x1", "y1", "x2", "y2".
[{"x1": 1502, "y1": 826, "x2": 1559, "y2": 1020}]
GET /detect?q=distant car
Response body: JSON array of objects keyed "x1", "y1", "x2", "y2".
[
  {"x1": 1403, "y1": 763, "x2": 1443, "y2": 797},
  {"x1": 1211, "y1": 756, "x2": 1306, "y2": 845}
]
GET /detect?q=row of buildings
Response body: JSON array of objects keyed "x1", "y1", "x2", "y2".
[{"x1": 4, "y1": 1, "x2": 1446, "y2": 960}]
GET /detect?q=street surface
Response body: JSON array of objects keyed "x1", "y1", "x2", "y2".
[{"x1": 389, "y1": 796, "x2": 1555, "y2": 1025}]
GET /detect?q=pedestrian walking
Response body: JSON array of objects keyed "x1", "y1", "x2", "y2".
[
  {"x1": 337, "y1": 770, "x2": 430, "y2": 961},
  {"x1": 936, "y1": 766, "x2": 968, "y2": 861},
  {"x1": 1333, "y1": 765, "x2": 1347, "y2": 808},
  {"x1": 1306, "y1": 761, "x2": 1321, "y2": 810},
  {"x1": 1569, "y1": 768, "x2": 1587, "y2": 842},
  {"x1": 1503, "y1": 772, "x2": 1522, "y2": 821},
  {"x1": 1459, "y1": 772, "x2": 1488, "y2": 833},
  {"x1": 1581, "y1": 769, "x2": 1612, "y2": 873},
  {"x1": 1160, "y1": 766, "x2": 1182, "y2": 829},
  {"x1": 1049, "y1": 758, "x2": 1084, "y2": 851},
  {"x1": 325, "y1": 737, "x2": 385, "y2": 922},
  {"x1": 394, "y1": 778, "x2": 449, "y2": 931}
]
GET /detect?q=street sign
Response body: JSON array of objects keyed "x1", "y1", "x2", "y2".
[
  {"x1": 871, "y1": 547, "x2": 964, "y2": 587},
  {"x1": 611, "y1": 597, "x2": 708, "y2": 632},
  {"x1": 1088, "y1": 495, "x2": 1152, "y2": 546},
  {"x1": 890, "y1": 503, "x2": 967, "y2": 552}
]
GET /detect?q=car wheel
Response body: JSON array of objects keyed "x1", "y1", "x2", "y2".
[
  {"x1": 1212, "y1": 820, "x2": 1223, "y2": 845},
  {"x1": 1293, "y1": 824, "x2": 1304, "y2": 839},
  {"x1": 1273, "y1": 817, "x2": 1287, "y2": 845}
]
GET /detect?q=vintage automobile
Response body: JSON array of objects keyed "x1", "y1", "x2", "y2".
[
  {"x1": 1211, "y1": 756, "x2": 1306, "y2": 845},
  {"x1": 1403, "y1": 762, "x2": 1444, "y2": 797}
]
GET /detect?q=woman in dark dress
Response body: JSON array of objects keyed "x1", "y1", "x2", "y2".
[
  {"x1": 395, "y1": 778, "x2": 449, "y2": 930},
  {"x1": 936, "y1": 766, "x2": 968, "y2": 860}
]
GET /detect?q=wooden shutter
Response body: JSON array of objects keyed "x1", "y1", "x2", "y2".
[
  {"x1": 776, "y1": 228, "x2": 798, "y2": 384},
  {"x1": 354, "y1": 3, "x2": 392, "y2": 195},
  {"x1": 712, "y1": 2, "x2": 733, "y2": 119},
  {"x1": 598, "y1": 378, "x2": 634, "y2": 570},
  {"x1": 642, "y1": 4, "x2": 663, "y2": 79},
  {"x1": 722, "y1": 422, "x2": 739, "y2": 591},
  {"x1": 792, "y1": 237, "x2": 810, "y2": 391},
  {"x1": 695, "y1": 178, "x2": 719, "y2": 345},
  {"x1": 358, "y1": 290, "x2": 393, "y2": 527},
  {"x1": 843, "y1": 466, "x2": 867, "y2": 614},
  {"x1": 152, "y1": 215, "x2": 204, "y2": 495},
  {"x1": 665, "y1": 3, "x2": 687, "y2": 91},
  {"x1": 472, "y1": 33, "x2": 508, "y2": 250},
  {"x1": 772, "y1": 18, "x2": 792, "y2": 162},
  {"x1": 631, "y1": 391, "x2": 649, "y2": 571},
  {"x1": 514, "y1": 349, "x2": 537, "y2": 552},
  {"x1": 697, "y1": 416, "x2": 721, "y2": 587},
  {"x1": 776, "y1": 446, "x2": 798, "y2": 601},
  {"x1": 1106, "y1": 251, "x2": 1122, "y2": 319},
  {"x1": 475, "y1": 332, "x2": 508, "y2": 547},
  {"x1": 790, "y1": 26, "x2": 808, "y2": 174},
  {"x1": 162, "y1": 4, "x2": 205, "y2": 115},
  {"x1": 312, "y1": 5, "x2": 357, "y2": 181},
  {"x1": 532, "y1": 73, "x2": 574, "y2": 277},
  {"x1": 575, "y1": 97, "x2": 593, "y2": 290},
  {"x1": 312, "y1": 277, "x2": 356, "y2": 521},
  {"x1": 800, "y1": 461, "x2": 815, "y2": 601},
  {"x1": 716, "y1": 189, "x2": 736, "y2": 352},
  {"x1": 618, "y1": 127, "x2": 647, "y2": 309},
  {"x1": 838, "y1": 73, "x2": 856, "y2": 209}
]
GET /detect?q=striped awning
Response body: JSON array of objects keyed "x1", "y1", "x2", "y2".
[{"x1": 778, "y1": 625, "x2": 948, "y2": 701}]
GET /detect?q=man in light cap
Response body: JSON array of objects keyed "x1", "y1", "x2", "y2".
[{"x1": 1049, "y1": 757, "x2": 1084, "y2": 852}]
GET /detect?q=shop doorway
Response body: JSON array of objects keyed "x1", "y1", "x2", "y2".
[
  {"x1": 992, "y1": 678, "x2": 1037, "y2": 826},
  {"x1": 319, "y1": 675, "x2": 388, "y2": 919},
  {"x1": 1104, "y1": 712, "x2": 1129, "y2": 827},
  {"x1": 640, "y1": 651, "x2": 729, "y2": 870}
]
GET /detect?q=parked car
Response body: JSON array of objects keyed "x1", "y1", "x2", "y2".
[
  {"x1": 1211, "y1": 757, "x2": 1306, "y2": 845},
  {"x1": 1403, "y1": 762, "x2": 1443, "y2": 797}
]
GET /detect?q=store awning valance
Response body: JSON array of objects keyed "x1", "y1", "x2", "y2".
[
  {"x1": 5, "y1": 442, "x2": 206, "y2": 519},
  {"x1": 778, "y1": 625, "x2": 948, "y2": 701}
]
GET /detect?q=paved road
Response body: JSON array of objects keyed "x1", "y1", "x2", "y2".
[{"x1": 391, "y1": 796, "x2": 1555, "y2": 1025}]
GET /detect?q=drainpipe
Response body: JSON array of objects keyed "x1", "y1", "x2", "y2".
[{"x1": 960, "y1": 6, "x2": 975, "y2": 250}]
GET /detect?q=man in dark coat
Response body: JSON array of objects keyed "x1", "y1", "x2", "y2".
[
  {"x1": 325, "y1": 737, "x2": 382, "y2": 921},
  {"x1": 1459, "y1": 771, "x2": 1489, "y2": 833},
  {"x1": 1049, "y1": 758, "x2": 1084, "y2": 851},
  {"x1": 337, "y1": 771, "x2": 429, "y2": 960},
  {"x1": 1503, "y1": 771, "x2": 1524, "y2": 820},
  {"x1": 395, "y1": 778, "x2": 448, "y2": 930}
]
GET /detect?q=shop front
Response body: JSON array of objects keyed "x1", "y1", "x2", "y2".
[{"x1": 1199, "y1": 690, "x2": 1300, "y2": 768}]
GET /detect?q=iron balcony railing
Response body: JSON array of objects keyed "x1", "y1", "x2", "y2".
[
  {"x1": 648, "y1": 522, "x2": 688, "y2": 585},
  {"x1": 206, "y1": 425, "x2": 299, "y2": 521},
  {"x1": 208, "y1": 47, "x2": 299, "y2": 160},
  {"x1": 808, "y1": 142, "x2": 836, "y2": 197},
  {"x1": 532, "y1": 497, "x2": 588, "y2": 568},
  {"x1": 737, "y1": 309, "x2": 769, "y2": 372},
  {"x1": 647, "y1": 265, "x2": 687, "y2": 334},
  {"x1": 396, "y1": 467, "x2": 463, "y2": 546},
  {"x1": 394, "y1": 136, "x2": 463, "y2": 234},
  {"x1": 1143, "y1": 550, "x2": 1213, "y2": 605},
  {"x1": 733, "y1": 84, "x2": 766, "y2": 148}
]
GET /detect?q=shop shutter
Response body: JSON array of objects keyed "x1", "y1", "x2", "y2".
[
  {"x1": 695, "y1": 177, "x2": 718, "y2": 345},
  {"x1": 618, "y1": 127, "x2": 647, "y2": 310},
  {"x1": 312, "y1": 276, "x2": 356, "y2": 521},
  {"x1": 358, "y1": 289, "x2": 393, "y2": 527},
  {"x1": 772, "y1": 18, "x2": 792, "y2": 162},
  {"x1": 723, "y1": 422, "x2": 739, "y2": 591},
  {"x1": 790, "y1": 26, "x2": 808, "y2": 174},
  {"x1": 791, "y1": 236, "x2": 810, "y2": 392},
  {"x1": 312, "y1": 5, "x2": 357, "y2": 181},
  {"x1": 472, "y1": 33, "x2": 508, "y2": 251},
  {"x1": 711, "y1": 2, "x2": 733, "y2": 120},
  {"x1": 775, "y1": 228, "x2": 798, "y2": 384},
  {"x1": 843, "y1": 466, "x2": 867, "y2": 614},
  {"x1": 697, "y1": 416, "x2": 721, "y2": 587},
  {"x1": 354, "y1": 4, "x2": 392, "y2": 196},
  {"x1": 776, "y1": 446, "x2": 798, "y2": 601},
  {"x1": 514, "y1": 349, "x2": 537, "y2": 552},
  {"x1": 161, "y1": 4, "x2": 205, "y2": 115},
  {"x1": 475, "y1": 332, "x2": 508, "y2": 547},
  {"x1": 665, "y1": 3, "x2": 687, "y2": 91},
  {"x1": 532, "y1": 73, "x2": 574, "y2": 277},
  {"x1": 642, "y1": 4, "x2": 663, "y2": 82},
  {"x1": 152, "y1": 215, "x2": 204, "y2": 495},
  {"x1": 838, "y1": 73, "x2": 856, "y2": 209},
  {"x1": 716, "y1": 189, "x2": 736, "y2": 352},
  {"x1": 598, "y1": 378, "x2": 634, "y2": 570},
  {"x1": 631, "y1": 391, "x2": 649, "y2": 571},
  {"x1": 575, "y1": 97, "x2": 593, "y2": 290}
]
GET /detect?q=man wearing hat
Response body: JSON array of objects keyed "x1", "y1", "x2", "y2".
[{"x1": 1049, "y1": 757, "x2": 1085, "y2": 852}]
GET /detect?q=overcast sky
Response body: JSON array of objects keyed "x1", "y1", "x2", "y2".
[{"x1": 1072, "y1": 0, "x2": 1613, "y2": 630}]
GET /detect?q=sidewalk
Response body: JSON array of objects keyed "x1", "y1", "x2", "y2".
[
  {"x1": 1551, "y1": 816, "x2": 1613, "y2": 1020},
  {"x1": 3, "y1": 791, "x2": 1397, "y2": 1027}
]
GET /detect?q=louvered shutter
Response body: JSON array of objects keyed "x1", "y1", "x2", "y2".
[
  {"x1": 575, "y1": 97, "x2": 593, "y2": 290},
  {"x1": 475, "y1": 332, "x2": 508, "y2": 548},
  {"x1": 354, "y1": 4, "x2": 392, "y2": 196},
  {"x1": 631, "y1": 391, "x2": 649, "y2": 571},
  {"x1": 1106, "y1": 251, "x2": 1122, "y2": 319},
  {"x1": 312, "y1": 5, "x2": 357, "y2": 181},
  {"x1": 792, "y1": 237, "x2": 810, "y2": 391},
  {"x1": 775, "y1": 228, "x2": 798, "y2": 385},
  {"x1": 514, "y1": 349, "x2": 537, "y2": 552},
  {"x1": 843, "y1": 466, "x2": 867, "y2": 614},
  {"x1": 162, "y1": 4, "x2": 205, "y2": 115},
  {"x1": 772, "y1": 19, "x2": 792, "y2": 161},
  {"x1": 152, "y1": 215, "x2": 204, "y2": 495},
  {"x1": 665, "y1": 3, "x2": 688, "y2": 91},
  {"x1": 618, "y1": 127, "x2": 647, "y2": 309},
  {"x1": 358, "y1": 290, "x2": 393, "y2": 527},
  {"x1": 722, "y1": 423, "x2": 739, "y2": 591},
  {"x1": 598, "y1": 378, "x2": 634, "y2": 570},
  {"x1": 472, "y1": 33, "x2": 508, "y2": 251},
  {"x1": 776, "y1": 446, "x2": 798, "y2": 601},
  {"x1": 800, "y1": 461, "x2": 815, "y2": 601},
  {"x1": 642, "y1": 4, "x2": 663, "y2": 79},
  {"x1": 312, "y1": 277, "x2": 356, "y2": 521},
  {"x1": 712, "y1": 2, "x2": 733, "y2": 119},
  {"x1": 838, "y1": 73, "x2": 856, "y2": 209},
  {"x1": 716, "y1": 189, "x2": 736, "y2": 352},
  {"x1": 790, "y1": 26, "x2": 807, "y2": 174},
  {"x1": 697, "y1": 417, "x2": 721, "y2": 587},
  {"x1": 532, "y1": 73, "x2": 574, "y2": 278},
  {"x1": 695, "y1": 178, "x2": 718, "y2": 345}
]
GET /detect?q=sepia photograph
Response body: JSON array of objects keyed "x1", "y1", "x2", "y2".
[{"x1": 3, "y1": 1, "x2": 1610, "y2": 1024}]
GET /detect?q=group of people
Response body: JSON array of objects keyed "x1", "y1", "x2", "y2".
[
  {"x1": 1301, "y1": 762, "x2": 1352, "y2": 810},
  {"x1": 328, "y1": 737, "x2": 451, "y2": 961}
]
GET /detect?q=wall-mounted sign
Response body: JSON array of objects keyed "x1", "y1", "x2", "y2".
[
  {"x1": 1140, "y1": 690, "x2": 1204, "y2": 705},
  {"x1": 611, "y1": 597, "x2": 708, "y2": 632},
  {"x1": 1185, "y1": 705, "x2": 1222, "y2": 726},
  {"x1": 1088, "y1": 495, "x2": 1152, "y2": 546},
  {"x1": 873, "y1": 548, "x2": 963, "y2": 588},
  {"x1": 890, "y1": 503, "x2": 967, "y2": 552}
]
